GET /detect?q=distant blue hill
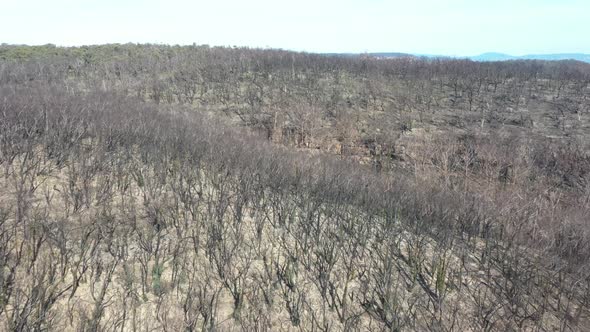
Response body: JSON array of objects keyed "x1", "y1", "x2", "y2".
[
  {"x1": 329, "y1": 52, "x2": 590, "y2": 63},
  {"x1": 470, "y1": 52, "x2": 590, "y2": 63}
]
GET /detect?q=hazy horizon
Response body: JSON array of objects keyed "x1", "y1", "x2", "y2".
[{"x1": 1, "y1": 0, "x2": 589, "y2": 56}]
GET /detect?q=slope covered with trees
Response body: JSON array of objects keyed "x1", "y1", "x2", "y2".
[{"x1": 0, "y1": 44, "x2": 589, "y2": 331}]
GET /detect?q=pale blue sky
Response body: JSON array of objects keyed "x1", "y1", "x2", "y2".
[{"x1": 1, "y1": 0, "x2": 588, "y2": 55}]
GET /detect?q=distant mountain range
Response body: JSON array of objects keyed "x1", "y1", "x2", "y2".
[
  {"x1": 468, "y1": 52, "x2": 590, "y2": 63},
  {"x1": 329, "y1": 52, "x2": 590, "y2": 63}
]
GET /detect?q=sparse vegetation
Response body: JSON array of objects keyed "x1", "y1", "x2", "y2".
[{"x1": 0, "y1": 44, "x2": 589, "y2": 331}]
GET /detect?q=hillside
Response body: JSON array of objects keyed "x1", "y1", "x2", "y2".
[{"x1": 0, "y1": 44, "x2": 589, "y2": 331}]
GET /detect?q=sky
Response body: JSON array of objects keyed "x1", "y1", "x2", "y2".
[{"x1": 1, "y1": 0, "x2": 589, "y2": 56}]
